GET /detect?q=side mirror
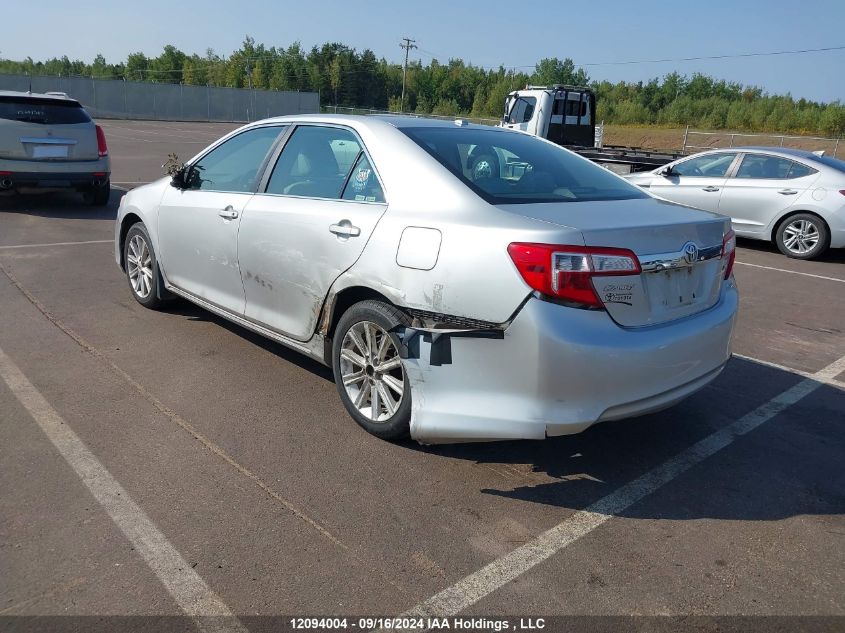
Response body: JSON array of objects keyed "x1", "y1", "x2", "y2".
[
  {"x1": 659, "y1": 165, "x2": 674, "y2": 177},
  {"x1": 170, "y1": 166, "x2": 190, "y2": 189}
]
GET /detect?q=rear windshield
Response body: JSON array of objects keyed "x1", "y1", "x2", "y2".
[
  {"x1": 401, "y1": 126, "x2": 648, "y2": 204},
  {"x1": 0, "y1": 96, "x2": 91, "y2": 125},
  {"x1": 807, "y1": 154, "x2": 845, "y2": 174}
]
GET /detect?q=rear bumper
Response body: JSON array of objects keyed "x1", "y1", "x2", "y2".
[
  {"x1": 0, "y1": 157, "x2": 111, "y2": 189},
  {"x1": 404, "y1": 280, "x2": 738, "y2": 443},
  {"x1": 827, "y1": 208, "x2": 845, "y2": 249}
]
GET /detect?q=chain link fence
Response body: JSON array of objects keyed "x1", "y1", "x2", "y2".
[
  {"x1": 0, "y1": 74, "x2": 319, "y2": 122},
  {"x1": 681, "y1": 126, "x2": 841, "y2": 157}
]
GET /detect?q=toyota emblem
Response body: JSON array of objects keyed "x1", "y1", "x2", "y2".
[{"x1": 682, "y1": 241, "x2": 699, "y2": 264}]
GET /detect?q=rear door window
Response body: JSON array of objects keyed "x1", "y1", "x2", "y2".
[
  {"x1": 736, "y1": 154, "x2": 799, "y2": 179},
  {"x1": 0, "y1": 96, "x2": 91, "y2": 124},
  {"x1": 341, "y1": 153, "x2": 385, "y2": 203},
  {"x1": 266, "y1": 126, "x2": 362, "y2": 199}
]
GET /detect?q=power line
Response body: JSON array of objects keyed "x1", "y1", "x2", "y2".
[{"x1": 481, "y1": 44, "x2": 845, "y2": 71}]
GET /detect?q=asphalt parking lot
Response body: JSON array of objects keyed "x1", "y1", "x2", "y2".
[{"x1": 1, "y1": 120, "x2": 844, "y2": 633}]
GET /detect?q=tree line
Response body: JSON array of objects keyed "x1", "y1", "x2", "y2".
[{"x1": 2, "y1": 38, "x2": 843, "y2": 137}]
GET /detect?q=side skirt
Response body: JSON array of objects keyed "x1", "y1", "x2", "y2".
[{"x1": 165, "y1": 285, "x2": 329, "y2": 367}]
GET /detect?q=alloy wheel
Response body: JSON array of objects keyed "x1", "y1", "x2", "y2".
[
  {"x1": 127, "y1": 234, "x2": 154, "y2": 299},
  {"x1": 339, "y1": 321, "x2": 404, "y2": 422},
  {"x1": 782, "y1": 219, "x2": 820, "y2": 255}
]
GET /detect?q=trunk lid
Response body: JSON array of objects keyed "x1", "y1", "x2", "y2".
[
  {"x1": 500, "y1": 198, "x2": 731, "y2": 327},
  {"x1": 0, "y1": 95, "x2": 99, "y2": 161}
]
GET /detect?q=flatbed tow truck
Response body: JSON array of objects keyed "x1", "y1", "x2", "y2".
[{"x1": 500, "y1": 85, "x2": 685, "y2": 173}]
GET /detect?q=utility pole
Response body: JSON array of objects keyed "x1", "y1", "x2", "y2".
[{"x1": 399, "y1": 37, "x2": 417, "y2": 113}]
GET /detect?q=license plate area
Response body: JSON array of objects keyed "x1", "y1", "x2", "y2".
[
  {"x1": 643, "y1": 261, "x2": 721, "y2": 317},
  {"x1": 663, "y1": 268, "x2": 698, "y2": 306},
  {"x1": 32, "y1": 144, "x2": 69, "y2": 159}
]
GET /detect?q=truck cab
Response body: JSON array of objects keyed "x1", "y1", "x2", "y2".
[{"x1": 500, "y1": 85, "x2": 595, "y2": 147}]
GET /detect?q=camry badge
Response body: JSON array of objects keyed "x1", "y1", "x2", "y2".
[{"x1": 682, "y1": 241, "x2": 699, "y2": 265}]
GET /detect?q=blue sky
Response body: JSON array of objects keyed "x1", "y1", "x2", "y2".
[{"x1": 5, "y1": 0, "x2": 844, "y2": 102}]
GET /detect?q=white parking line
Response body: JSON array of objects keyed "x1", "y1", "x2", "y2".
[
  {"x1": 393, "y1": 353, "x2": 845, "y2": 623},
  {"x1": 0, "y1": 345, "x2": 246, "y2": 633},
  {"x1": 735, "y1": 261, "x2": 845, "y2": 283},
  {"x1": 113, "y1": 182, "x2": 152, "y2": 188},
  {"x1": 0, "y1": 239, "x2": 114, "y2": 250},
  {"x1": 732, "y1": 354, "x2": 844, "y2": 390}
]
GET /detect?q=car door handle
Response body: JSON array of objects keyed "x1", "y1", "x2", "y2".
[
  {"x1": 701, "y1": 186, "x2": 720, "y2": 192},
  {"x1": 778, "y1": 189, "x2": 798, "y2": 195},
  {"x1": 218, "y1": 206, "x2": 238, "y2": 219},
  {"x1": 329, "y1": 221, "x2": 361, "y2": 237}
]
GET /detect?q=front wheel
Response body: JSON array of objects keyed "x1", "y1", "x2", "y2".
[
  {"x1": 332, "y1": 300, "x2": 411, "y2": 440},
  {"x1": 775, "y1": 213, "x2": 829, "y2": 260},
  {"x1": 124, "y1": 223, "x2": 164, "y2": 309}
]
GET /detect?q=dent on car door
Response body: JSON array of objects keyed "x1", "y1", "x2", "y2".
[
  {"x1": 237, "y1": 125, "x2": 389, "y2": 340},
  {"x1": 649, "y1": 152, "x2": 738, "y2": 213},
  {"x1": 718, "y1": 154, "x2": 820, "y2": 235},
  {"x1": 157, "y1": 125, "x2": 285, "y2": 313}
]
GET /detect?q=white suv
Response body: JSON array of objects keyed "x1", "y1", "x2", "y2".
[{"x1": 0, "y1": 90, "x2": 111, "y2": 205}]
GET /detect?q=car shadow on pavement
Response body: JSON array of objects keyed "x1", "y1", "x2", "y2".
[
  {"x1": 0, "y1": 188, "x2": 123, "y2": 220},
  {"x1": 737, "y1": 236, "x2": 845, "y2": 264},
  {"x1": 158, "y1": 299, "x2": 335, "y2": 382},
  {"x1": 413, "y1": 357, "x2": 845, "y2": 521}
]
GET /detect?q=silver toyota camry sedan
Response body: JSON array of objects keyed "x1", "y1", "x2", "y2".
[{"x1": 115, "y1": 115, "x2": 738, "y2": 443}]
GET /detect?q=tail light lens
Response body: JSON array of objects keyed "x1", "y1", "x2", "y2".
[
  {"x1": 507, "y1": 243, "x2": 640, "y2": 308},
  {"x1": 839, "y1": 190, "x2": 845, "y2": 196},
  {"x1": 721, "y1": 229, "x2": 736, "y2": 279},
  {"x1": 95, "y1": 125, "x2": 108, "y2": 157}
]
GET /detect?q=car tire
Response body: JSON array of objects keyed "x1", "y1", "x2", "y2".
[
  {"x1": 775, "y1": 213, "x2": 829, "y2": 260},
  {"x1": 124, "y1": 222, "x2": 164, "y2": 309},
  {"x1": 332, "y1": 300, "x2": 412, "y2": 440},
  {"x1": 83, "y1": 180, "x2": 110, "y2": 206}
]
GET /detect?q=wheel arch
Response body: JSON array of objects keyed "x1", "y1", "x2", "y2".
[
  {"x1": 321, "y1": 285, "x2": 396, "y2": 339},
  {"x1": 117, "y1": 212, "x2": 144, "y2": 270},
  {"x1": 769, "y1": 209, "x2": 831, "y2": 242}
]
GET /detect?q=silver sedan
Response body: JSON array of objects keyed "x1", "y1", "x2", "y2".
[
  {"x1": 115, "y1": 115, "x2": 738, "y2": 443},
  {"x1": 626, "y1": 147, "x2": 845, "y2": 259}
]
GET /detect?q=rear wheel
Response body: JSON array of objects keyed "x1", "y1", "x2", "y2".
[
  {"x1": 332, "y1": 300, "x2": 411, "y2": 440},
  {"x1": 775, "y1": 213, "x2": 829, "y2": 260},
  {"x1": 124, "y1": 223, "x2": 164, "y2": 309},
  {"x1": 82, "y1": 180, "x2": 110, "y2": 206}
]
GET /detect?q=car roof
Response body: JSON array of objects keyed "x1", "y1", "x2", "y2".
[
  {"x1": 733, "y1": 146, "x2": 821, "y2": 159},
  {"x1": 693, "y1": 145, "x2": 822, "y2": 160},
  {"x1": 253, "y1": 112, "x2": 506, "y2": 132},
  {"x1": 0, "y1": 89, "x2": 77, "y2": 102}
]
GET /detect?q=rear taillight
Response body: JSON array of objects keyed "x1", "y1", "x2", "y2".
[
  {"x1": 721, "y1": 229, "x2": 736, "y2": 280},
  {"x1": 839, "y1": 190, "x2": 845, "y2": 196},
  {"x1": 507, "y1": 243, "x2": 640, "y2": 308},
  {"x1": 95, "y1": 124, "x2": 108, "y2": 157}
]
